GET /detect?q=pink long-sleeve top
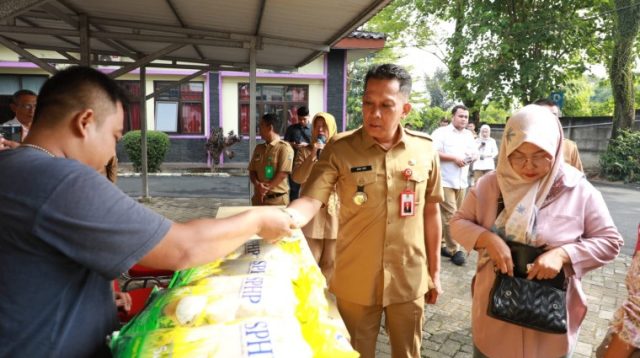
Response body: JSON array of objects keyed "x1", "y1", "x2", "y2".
[{"x1": 451, "y1": 168, "x2": 623, "y2": 358}]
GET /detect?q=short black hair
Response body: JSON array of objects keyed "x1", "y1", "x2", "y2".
[
  {"x1": 261, "y1": 113, "x2": 279, "y2": 129},
  {"x1": 533, "y1": 98, "x2": 557, "y2": 107},
  {"x1": 33, "y1": 66, "x2": 128, "y2": 126},
  {"x1": 12, "y1": 89, "x2": 36, "y2": 103},
  {"x1": 364, "y1": 63, "x2": 412, "y2": 97},
  {"x1": 451, "y1": 104, "x2": 468, "y2": 115},
  {"x1": 296, "y1": 106, "x2": 309, "y2": 117}
]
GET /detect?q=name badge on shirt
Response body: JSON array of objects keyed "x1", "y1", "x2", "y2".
[
  {"x1": 400, "y1": 189, "x2": 415, "y2": 217},
  {"x1": 400, "y1": 168, "x2": 415, "y2": 217},
  {"x1": 350, "y1": 165, "x2": 372, "y2": 173}
]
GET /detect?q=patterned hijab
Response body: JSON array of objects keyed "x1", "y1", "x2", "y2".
[
  {"x1": 311, "y1": 112, "x2": 337, "y2": 144},
  {"x1": 494, "y1": 104, "x2": 564, "y2": 244}
]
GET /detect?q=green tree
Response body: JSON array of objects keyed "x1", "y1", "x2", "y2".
[
  {"x1": 562, "y1": 77, "x2": 594, "y2": 117},
  {"x1": 424, "y1": 68, "x2": 453, "y2": 109},
  {"x1": 424, "y1": 0, "x2": 607, "y2": 114},
  {"x1": 590, "y1": 77, "x2": 613, "y2": 115},
  {"x1": 346, "y1": 0, "x2": 433, "y2": 130},
  {"x1": 609, "y1": 0, "x2": 640, "y2": 136},
  {"x1": 481, "y1": 103, "x2": 511, "y2": 124}
]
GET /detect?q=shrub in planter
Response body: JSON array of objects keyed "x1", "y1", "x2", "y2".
[
  {"x1": 122, "y1": 130, "x2": 170, "y2": 173},
  {"x1": 600, "y1": 129, "x2": 640, "y2": 183}
]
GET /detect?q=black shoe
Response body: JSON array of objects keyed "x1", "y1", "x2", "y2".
[
  {"x1": 441, "y1": 247, "x2": 452, "y2": 258},
  {"x1": 451, "y1": 251, "x2": 466, "y2": 266}
]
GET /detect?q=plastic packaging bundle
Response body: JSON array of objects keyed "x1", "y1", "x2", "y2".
[
  {"x1": 171, "y1": 241, "x2": 299, "y2": 288},
  {"x1": 302, "y1": 317, "x2": 359, "y2": 358},
  {"x1": 120, "y1": 274, "x2": 298, "y2": 335},
  {"x1": 112, "y1": 317, "x2": 313, "y2": 358},
  {"x1": 112, "y1": 229, "x2": 358, "y2": 357}
]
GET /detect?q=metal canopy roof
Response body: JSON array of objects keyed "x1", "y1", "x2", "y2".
[{"x1": 0, "y1": 0, "x2": 391, "y2": 74}]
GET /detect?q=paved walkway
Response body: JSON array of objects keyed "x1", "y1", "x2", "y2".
[{"x1": 140, "y1": 196, "x2": 631, "y2": 358}]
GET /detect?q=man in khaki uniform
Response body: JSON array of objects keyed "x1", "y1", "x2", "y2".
[
  {"x1": 286, "y1": 64, "x2": 444, "y2": 358},
  {"x1": 249, "y1": 113, "x2": 294, "y2": 206},
  {"x1": 534, "y1": 98, "x2": 584, "y2": 171}
]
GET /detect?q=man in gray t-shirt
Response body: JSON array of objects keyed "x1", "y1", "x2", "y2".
[{"x1": 0, "y1": 66, "x2": 295, "y2": 357}]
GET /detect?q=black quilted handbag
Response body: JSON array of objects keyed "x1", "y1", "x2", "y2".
[{"x1": 487, "y1": 241, "x2": 567, "y2": 334}]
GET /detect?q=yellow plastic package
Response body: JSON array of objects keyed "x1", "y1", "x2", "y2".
[
  {"x1": 112, "y1": 317, "x2": 313, "y2": 358},
  {"x1": 122, "y1": 273, "x2": 298, "y2": 335},
  {"x1": 172, "y1": 244, "x2": 299, "y2": 287}
]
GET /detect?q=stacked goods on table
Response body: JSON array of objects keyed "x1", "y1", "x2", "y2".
[{"x1": 110, "y1": 231, "x2": 358, "y2": 358}]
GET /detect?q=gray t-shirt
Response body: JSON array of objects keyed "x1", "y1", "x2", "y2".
[{"x1": 0, "y1": 147, "x2": 171, "y2": 357}]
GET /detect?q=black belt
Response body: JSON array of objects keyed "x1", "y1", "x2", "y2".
[{"x1": 264, "y1": 192, "x2": 286, "y2": 199}]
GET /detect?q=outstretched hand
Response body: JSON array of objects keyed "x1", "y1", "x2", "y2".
[{"x1": 256, "y1": 207, "x2": 295, "y2": 243}]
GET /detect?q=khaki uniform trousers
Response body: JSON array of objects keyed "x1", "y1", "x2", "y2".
[
  {"x1": 337, "y1": 296, "x2": 425, "y2": 358},
  {"x1": 250, "y1": 192, "x2": 289, "y2": 206},
  {"x1": 472, "y1": 170, "x2": 492, "y2": 186},
  {"x1": 441, "y1": 187, "x2": 466, "y2": 254}
]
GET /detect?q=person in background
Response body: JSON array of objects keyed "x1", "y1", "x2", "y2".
[
  {"x1": 439, "y1": 117, "x2": 450, "y2": 127},
  {"x1": 467, "y1": 122, "x2": 478, "y2": 139},
  {"x1": 292, "y1": 112, "x2": 339, "y2": 282},
  {"x1": 450, "y1": 104, "x2": 622, "y2": 358},
  {"x1": 598, "y1": 231, "x2": 640, "y2": 358},
  {"x1": 533, "y1": 98, "x2": 583, "y2": 172},
  {"x1": 0, "y1": 89, "x2": 37, "y2": 150},
  {"x1": 472, "y1": 124, "x2": 499, "y2": 185},
  {"x1": 284, "y1": 106, "x2": 312, "y2": 201},
  {"x1": 0, "y1": 66, "x2": 294, "y2": 357},
  {"x1": 286, "y1": 64, "x2": 443, "y2": 358},
  {"x1": 431, "y1": 104, "x2": 479, "y2": 266},
  {"x1": 249, "y1": 112, "x2": 294, "y2": 206}
]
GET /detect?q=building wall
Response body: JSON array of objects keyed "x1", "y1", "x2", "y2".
[
  {"x1": 0, "y1": 49, "x2": 342, "y2": 165},
  {"x1": 488, "y1": 116, "x2": 640, "y2": 171},
  {"x1": 219, "y1": 77, "x2": 324, "y2": 130}
]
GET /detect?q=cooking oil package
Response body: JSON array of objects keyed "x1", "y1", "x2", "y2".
[
  {"x1": 111, "y1": 317, "x2": 313, "y2": 358},
  {"x1": 120, "y1": 273, "x2": 298, "y2": 336},
  {"x1": 170, "y1": 239, "x2": 299, "y2": 288}
]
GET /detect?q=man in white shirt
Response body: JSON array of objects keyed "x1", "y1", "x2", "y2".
[
  {"x1": 0, "y1": 89, "x2": 37, "y2": 150},
  {"x1": 431, "y1": 105, "x2": 478, "y2": 265}
]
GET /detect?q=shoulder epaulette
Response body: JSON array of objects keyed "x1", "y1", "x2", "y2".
[
  {"x1": 405, "y1": 129, "x2": 433, "y2": 141},
  {"x1": 328, "y1": 128, "x2": 358, "y2": 144}
]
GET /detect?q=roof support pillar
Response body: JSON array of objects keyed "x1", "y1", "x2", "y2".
[
  {"x1": 79, "y1": 14, "x2": 90, "y2": 66},
  {"x1": 248, "y1": 40, "x2": 257, "y2": 199},
  {"x1": 139, "y1": 65, "x2": 150, "y2": 199}
]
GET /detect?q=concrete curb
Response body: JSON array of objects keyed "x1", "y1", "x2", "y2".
[{"x1": 117, "y1": 172, "x2": 231, "y2": 177}]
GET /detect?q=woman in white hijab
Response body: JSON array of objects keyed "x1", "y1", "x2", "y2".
[
  {"x1": 451, "y1": 104, "x2": 622, "y2": 358},
  {"x1": 472, "y1": 124, "x2": 498, "y2": 184}
]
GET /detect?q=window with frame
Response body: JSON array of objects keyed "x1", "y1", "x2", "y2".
[
  {"x1": 0, "y1": 74, "x2": 47, "y2": 123},
  {"x1": 238, "y1": 83, "x2": 308, "y2": 136},
  {"x1": 116, "y1": 80, "x2": 141, "y2": 133},
  {"x1": 154, "y1": 81, "x2": 204, "y2": 135}
]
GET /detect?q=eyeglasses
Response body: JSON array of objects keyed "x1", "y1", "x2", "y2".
[
  {"x1": 16, "y1": 104, "x2": 35, "y2": 110},
  {"x1": 508, "y1": 154, "x2": 551, "y2": 168}
]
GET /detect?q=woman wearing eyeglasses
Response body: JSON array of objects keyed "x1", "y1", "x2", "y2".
[{"x1": 450, "y1": 104, "x2": 623, "y2": 358}]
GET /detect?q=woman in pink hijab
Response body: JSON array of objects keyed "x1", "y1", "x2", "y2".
[{"x1": 451, "y1": 104, "x2": 623, "y2": 358}]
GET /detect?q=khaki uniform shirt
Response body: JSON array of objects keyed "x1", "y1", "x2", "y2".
[
  {"x1": 248, "y1": 138, "x2": 294, "y2": 198},
  {"x1": 292, "y1": 145, "x2": 339, "y2": 239},
  {"x1": 302, "y1": 126, "x2": 443, "y2": 306},
  {"x1": 562, "y1": 139, "x2": 583, "y2": 172}
]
